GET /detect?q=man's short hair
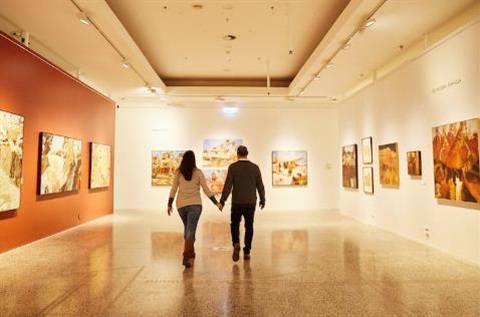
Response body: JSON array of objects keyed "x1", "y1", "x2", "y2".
[{"x1": 237, "y1": 145, "x2": 248, "y2": 157}]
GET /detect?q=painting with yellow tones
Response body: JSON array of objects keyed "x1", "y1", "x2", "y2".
[
  {"x1": 40, "y1": 132, "x2": 82, "y2": 195},
  {"x1": 378, "y1": 143, "x2": 399, "y2": 186},
  {"x1": 203, "y1": 169, "x2": 227, "y2": 195},
  {"x1": 152, "y1": 151, "x2": 185, "y2": 186},
  {"x1": 0, "y1": 110, "x2": 24, "y2": 211},
  {"x1": 342, "y1": 144, "x2": 358, "y2": 189},
  {"x1": 432, "y1": 118, "x2": 479, "y2": 203},
  {"x1": 90, "y1": 143, "x2": 111, "y2": 189},
  {"x1": 203, "y1": 139, "x2": 242, "y2": 168},
  {"x1": 272, "y1": 151, "x2": 308, "y2": 186}
]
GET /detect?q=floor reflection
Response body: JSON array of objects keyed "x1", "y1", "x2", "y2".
[{"x1": 271, "y1": 230, "x2": 309, "y2": 265}]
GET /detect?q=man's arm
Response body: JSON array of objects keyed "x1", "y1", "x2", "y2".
[
  {"x1": 256, "y1": 166, "x2": 266, "y2": 209},
  {"x1": 220, "y1": 165, "x2": 234, "y2": 205}
]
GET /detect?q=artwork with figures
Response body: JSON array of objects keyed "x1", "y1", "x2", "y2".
[
  {"x1": 272, "y1": 151, "x2": 308, "y2": 186},
  {"x1": 432, "y1": 118, "x2": 479, "y2": 203},
  {"x1": 407, "y1": 151, "x2": 422, "y2": 176},
  {"x1": 362, "y1": 137, "x2": 373, "y2": 164},
  {"x1": 379, "y1": 143, "x2": 399, "y2": 186},
  {"x1": 203, "y1": 169, "x2": 227, "y2": 195},
  {"x1": 363, "y1": 167, "x2": 374, "y2": 194},
  {"x1": 90, "y1": 143, "x2": 111, "y2": 189},
  {"x1": 342, "y1": 144, "x2": 358, "y2": 189},
  {"x1": 152, "y1": 151, "x2": 185, "y2": 186},
  {"x1": 0, "y1": 110, "x2": 24, "y2": 212},
  {"x1": 203, "y1": 139, "x2": 242, "y2": 167},
  {"x1": 40, "y1": 132, "x2": 82, "y2": 195}
]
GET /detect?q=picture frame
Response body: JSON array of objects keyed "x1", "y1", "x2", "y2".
[
  {"x1": 363, "y1": 167, "x2": 374, "y2": 194},
  {"x1": 362, "y1": 137, "x2": 373, "y2": 164}
]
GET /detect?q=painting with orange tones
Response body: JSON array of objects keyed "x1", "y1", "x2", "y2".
[
  {"x1": 203, "y1": 169, "x2": 227, "y2": 195},
  {"x1": 152, "y1": 150, "x2": 185, "y2": 186},
  {"x1": 407, "y1": 151, "x2": 422, "y2": 176},
  {"x1": 432, "y1": 118, "x2": 479, "y2": 203},
  {"x1": 342, "y1": 144, "x2": 358, "y2": 189},
  {"x1": 0, "y1": 110, "x2": 24, "y2": 211},
  {"x1": 379, "y1": 143, "x2": 399, "y2": 186}
]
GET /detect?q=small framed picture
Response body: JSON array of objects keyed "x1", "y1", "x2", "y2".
[
  {"x1": 363, "y1": 167, "x2": 374, "y2": 194},
  {"x1": 407, "y1": 151, "x2": 422, "y2": 176},
  {"x1": 362, "y1": 137, "x2": 373, "y2": 164}
]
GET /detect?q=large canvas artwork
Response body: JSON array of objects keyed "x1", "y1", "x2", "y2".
[
  {"x1": 203, "y1": 139, "x2": 242, "y2": 168},
  {"x1": 342, "y1": 144, "x2": 358, "y2": 189},
  {"x1": 90, "y1": 143, "x2": 111, "y2": 189},
  {"x1": 40, "y1": 132, "x2": 82, "y2": 195},
  {"x1": 203, "y1": 169, "x2": 227, "y2": 195},
  {"x1": 272, "y1": 151, "x2": 308, "y2": 186},
  {"x1": 432, "y1": 118, "x2": 480, "y2": 203},
  {"x1": 378, "y1": 143, "x2": 399, "y2": 186},
  {"x1": 0, "y1": 110, "x2": 24, "y2": 212},
  {"x1": 363, "y1": 167, "x2": 374, "y2": 194},
  {"x1": 362, "y1": 137, "x2": 373, "y2": 164},
  {"x1": 152, "y1": 150, "x2": 185, "y2": 186},
  {"x1": 407, "y1": 151, "x2": 422, "y2": 176}
]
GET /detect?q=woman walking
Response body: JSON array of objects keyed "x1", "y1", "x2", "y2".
[{"x1": 168, "y1": 150, "x2": 220, "y2": 268}]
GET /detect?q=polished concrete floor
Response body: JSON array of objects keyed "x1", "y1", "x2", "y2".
[{"x1": 1, "y1": 209, "x2": 479, "y2": 317}]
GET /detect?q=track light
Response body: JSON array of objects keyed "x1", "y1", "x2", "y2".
[
  {"x1": 342, "y1": 42, "x2": 351, "y2": 50},
  {"x1": 77, "y1": 12, "x2": 91, "y2": 26},
  {"x1": 122, "y1": 59, "x2": 130, "y2": 68},
  {"x1": 299, "y1": 89, "x2": 305, "y2": 95},
  {"x1": 314, "y1": 75, "x2": 321, "y2": 80},
  {"x1": 364, "y1": 18, "x2": 376, "y2": 28},
  {"x1": 325, "y1": 62, "x2": 333, "y2": 69}
]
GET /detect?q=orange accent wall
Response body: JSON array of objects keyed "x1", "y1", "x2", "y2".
[{"x1": 0, "y1": 33, "x2": 115, "y2": 253}]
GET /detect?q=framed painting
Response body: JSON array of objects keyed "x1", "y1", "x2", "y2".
[
  {"x1": 378, "y1": 143, "x2": 399, "y2": 186},
  {"x1": 272, "y1": 151, "x2": 308, "y2": 186},
  {"x1": 40, "y1": 132, "x2": 82, "y2": 195},
  {"x1": 432, "y1": 118, "x2": 479, "y2": 203},
  {"x1": 342, "y1": 144, "x2": 358, "y2": 189},
  {"x1": 362, "y1": 137, "x2": 373, "y2": 164},
  {"x1": 407, "y1": 151, "x2": 422, "y2": 176},
  {"x1": 203, "y1": 169, "x2": 228, "y2": 196},
  {"x1": 152, "y1": 150, "x2": 185, "y2": 186},
  {"x1": 0, "y1": 110, "x2": 24, "y2": 211},
  {"x1": 363, "y1": 167, "x2": 374, "y2": 194},
  {"x1": 203, "y1": 139, "x2": 242, "y2": 168},
  {"x1": 89, "y1": 143, "x2": 111, "y2": 189}
]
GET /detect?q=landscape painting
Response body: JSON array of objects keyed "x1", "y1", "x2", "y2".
[
  {"x1": 342, "y1": 144, "x2": 358, "y2": 189},
  {"x1": 40, "y1": 132, "x2": 82, "y2": 195},
  {"x1": 363, "y1": 167, "x2": 374, "y2": 194},
  {"x1": 203, "y1": 139, "x2": 243, "y2": 168},
  {"x1": 152, "y1": 150, "x2": 185, "y2": 186},
  {"x1": 272, "y1": 151, "x2": 308, "y2": 186},
  {"x1": 362, "y1": 137, "x2": 373, "y2": 164},
  {"x1": 0, "y1": 110, "x2": 24, "y2": 212},
  {"x1": 203, "y1": 169, "x2": 228, "y2": 196},
  {"x1": 407, "y1": 151, "x2": 422, "y2": 176},
  {"x1": 90, "y1": 143, "x2": 111, "y2": 189},
  {"x1": 378, "y1": 143, "x2": 399, "y2": 186},
  {"x1": 432, "y1": 118, "x2": 479, "y2": 203}
]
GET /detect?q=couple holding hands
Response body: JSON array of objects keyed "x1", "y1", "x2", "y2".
[{"x1": 167, "y1": 146, "x2": 265, "y2": 268}]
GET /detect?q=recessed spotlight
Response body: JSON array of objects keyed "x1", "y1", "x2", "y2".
[
  {"x1": 222, "y1": 106, "x2": 238, "y2": 115},
  {"x1": 77, "y1": 12, "x2": 90, "y2": 25},
  {"x1": 325, "y1": 62, "x2": 333, "y2": 69},
  {"x1": 299, "y1": 89, "x2": 305, "y2": 95},
  {"x1": 342, "y1": 43, "x2": 351, "y2": 50},
  {"x1": 364, "y1": 18, "x2": 376, "y2": 28},
  {"x1": 223, "y1": 34, "x2": 237, "y2": 41},
  {"x1": 122, "y1": 59, "x2": 130, "y2": 68}
]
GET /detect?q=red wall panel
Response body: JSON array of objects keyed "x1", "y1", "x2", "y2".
[{"x1": 0, "y1": 33, "x2": 115, "y2": 253}]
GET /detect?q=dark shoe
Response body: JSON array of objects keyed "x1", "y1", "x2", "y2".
[
  {"x1": 232, "y1": 243, "x2": 241, "y2": 262},
  {"x1": 182, "y1": 253, "x2": 191, "y2": 268},
  {"x1": 244, "y1": 253, "x2": 251, "y2": 260}
]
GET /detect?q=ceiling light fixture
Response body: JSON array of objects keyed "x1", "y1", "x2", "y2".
[
  {"x1": 299, "y1": 89, "x2": 305, "y2": 95},
  {"x1": 122, "y1": 59, "x2": 130, "y2": 68},
  {"x1": 325, "y1": 62, "x2": 333, "y2": 69},
  {"x1": 223, "y1": 34, "x2": 237, "y2": 41},
  {"x1": 342, "y1": 42, "x2": 351, "y2": 50},
  {"x1": 314, "y1": 75, "x2": 321, "y2": 81},
  {"x1": 364, "y1": 18, "x2": 376, "y2": 28},
  {"x1": 192, "y1": 4, "x2": 204, "y2": 10},
  {"x1": 77, "y1": 12, "x2": 91, "y2": 25},
  {"x1": 222, "y1": 106, "x2": 238, "y2": 116}
]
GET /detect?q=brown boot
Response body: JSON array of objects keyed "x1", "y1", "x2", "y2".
[{"x1": 182, "y1": 239, "x2": 193, "y2": 268}]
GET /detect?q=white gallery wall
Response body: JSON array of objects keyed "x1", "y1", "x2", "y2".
[
  {"x1": 115, "y1": 105, "x2": 339, "y2": 213},
  {"x1": 339, "y1": 22, "x2": 480, "y2": 264}
]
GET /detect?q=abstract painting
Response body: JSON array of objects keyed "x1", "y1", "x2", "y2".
[
  {"x1": 363, "y1": 167, "x2": 374, "y2": 194},
  {"x1": 362, "y1": 137, "x2": 373, "y2": 164},
  {"x1": 0, "y1": 110, "x2": 24, "y2": 211},
  {"x1": 272, "y1": 151, "x2": 308, "y2": 186},
  {"x1": 40, "y1": 132, "x2": 82, "y2": 195},
  {"x1": 152, "y1": 150, "x2": 185, "y2": 186},
  {"x1": 407, "y1": 151, "x2": 422, "y2": 176},
  {"x1": 342, "y1": 144, "x2": 358, "y2": 189},
  {"x1": 203, "y1": 169, "x2": 228, "y2": 195},
  {"x1": 203, "y1": 139, "x2": 243, "y2": 168},
  {"x1": 90, "y1": 143, "x2": 111, "y2": 189},
  {"x1": 378, "y1": 143, "x2": 399, "y2": 186},
  {"x1": 432, "y1": 118, "x2": 479, "y2": 203}
]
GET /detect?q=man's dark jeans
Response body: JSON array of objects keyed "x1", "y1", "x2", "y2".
[{"x1": 231, "y1": 205, "x2": 256, "y2": 253}]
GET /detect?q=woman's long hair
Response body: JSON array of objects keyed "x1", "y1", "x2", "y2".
[{"x1": 179, "y1": 150, "x2": 196, "y2": 181}]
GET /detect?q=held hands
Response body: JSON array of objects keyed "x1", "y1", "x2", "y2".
[
  {"x1": 216, "y1": 203, "x2": 224, "y2": 212},
  {"x1": 167, "y1": 206, "x2": 172, "y2": 216}
]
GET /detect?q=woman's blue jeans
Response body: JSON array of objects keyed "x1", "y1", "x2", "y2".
[{"x1": 178, "y1": 205, "x2": 202, "y2": 240}]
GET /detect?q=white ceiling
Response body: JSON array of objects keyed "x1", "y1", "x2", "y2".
[{"x1": 0, "y1": 0, "x2": 478, "y2": 106}]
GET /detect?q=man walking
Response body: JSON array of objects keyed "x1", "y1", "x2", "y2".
[{"x1": 219, "y1": 145, "x2": 265, "y2": 261}]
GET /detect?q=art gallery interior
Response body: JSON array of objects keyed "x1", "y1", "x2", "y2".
[{"x1": 0, "y1": 0, "x2": 479, "y2": 316}]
